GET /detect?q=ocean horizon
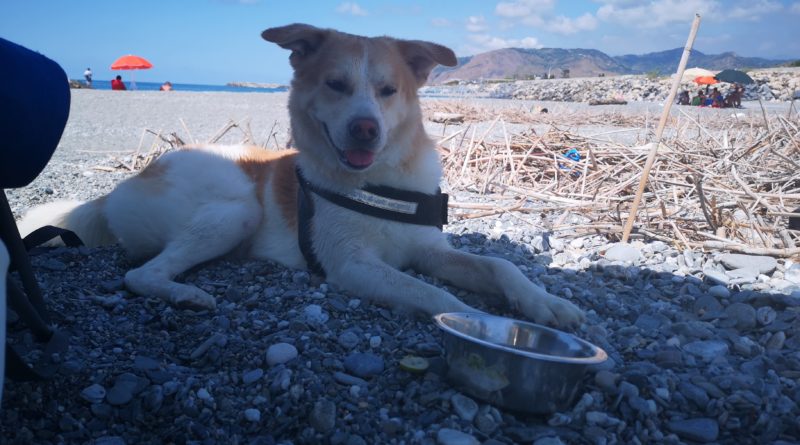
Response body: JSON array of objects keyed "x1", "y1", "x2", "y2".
[{"x1": 81, "y1": 79, "x2": 288, "y2": 93}]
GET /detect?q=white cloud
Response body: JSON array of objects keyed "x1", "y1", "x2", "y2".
[
  {"x1": 431, "y1": 18, "x2": 452, "y2": 27},
  {"x1": 726, "y1": 0, "x2": 782, "y2": 20},
  {"x1": 791, "y1": 2, "x2": 800, "y2": 14},
  {"x1": 594, "y1": 0, "x2": 784, "y2": 28},
  {"x1": 336, "y1": 2, "x2": 368, "y2": 16},
  {"x1": 495, "y1": 0, "x2": 596, "y2": 35},
  {"x1": 495, "y1": 0, "x2": 555, "y2": 18},
  {"x1": 468, "y1": 33, "x2": 543, "y2": 52},
  {"x1": 466, "y1": 16, "x2": 488, "y2": 32},
  {"x1": 545, "y1": 13, "x2": 598, "y2": 34}
]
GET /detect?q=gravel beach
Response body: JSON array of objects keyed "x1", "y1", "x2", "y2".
[{"x1": 2, "y1": 89, "x2": 799, "y2": 445}]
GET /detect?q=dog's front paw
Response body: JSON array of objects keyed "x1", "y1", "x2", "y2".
[
  {"x1": 516, "y1": 293, "x2": 584, "y2": 329},
  {"x1": 171, "y1": 285, "x2": 217, "y2": 311}
]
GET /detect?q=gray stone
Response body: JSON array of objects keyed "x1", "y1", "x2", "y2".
[
  {"x1": 303, "y1": 304, "x2": 329, "y2": 324},
  {"x1": 683, "y1": 340, "x2": 729, "y2": 361},
  {"x1": 668, "y1": 418, "x2": 719, "y2": 443},
  {"x1": 721, "y1": 303, "x2": 757, "y2": 330},
  {"x1": 450, "y1": 393, "x2": 478, "y2": 422},
  {"x1": 720, "y1": 254, "x2": 777, "y2": 275},
  {"x1": 604, "y1": 243, "x2": 641, "y2": 263},
  {"x1": 692, "y1": 295, "x2": 723, "y2": 316},
  {"x1": 133, "y1": 356, "x2": 160, "y2": 371},
  {"x1": 310, "y1": 399, "x2": 336, "y2": 433},
  {"x1": 81, "y1": 383, "x2": 106, "y2": 404},
  {"x1": 436, "y1": 428, "x2": 480, "y2": 445},
  {"x1": 94, "y1": 436, "x2": 127, "y2": 445},
  {"x1": 333, "y1": 371, "x2": 369, "y2": 386},
  {"x1": 784, "y1": 264, "x2": 800, "y2": 284},
  {"x1": 594, "y1": 370, "x2": 618, "y2": 392},
  {"x1": 707, "y1": 285, "x2": 730, "y2": 299},
  {"x1": 343, "y1": 352, "x2": 384, "y2": 378},
  {"x1": 678, "y1": 382, "x2": 709, "y2": 409},
  {"x1": 337, "y1": 331, "x2": 360, "y2": 349},
  {"x1": 244, "y1": 408, "x2": 261, "y2": 422},
  {"x1": 266, "y1": 342, "x2": 298, "y2": 366},
  {"x1": 533, "y1": 437, "x2": 565, "y2": 445},
  {"x1": 242, "y1": 368, "x2": 264, "y2": 385}
]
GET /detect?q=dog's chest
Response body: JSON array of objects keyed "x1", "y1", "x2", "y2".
[{"x1": 313, "y1": 198, "x2": 438, "y2": 267}]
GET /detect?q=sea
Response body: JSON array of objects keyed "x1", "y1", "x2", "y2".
[{"x1": 87, "y1": 79, "x2": 288, "y2": 93}]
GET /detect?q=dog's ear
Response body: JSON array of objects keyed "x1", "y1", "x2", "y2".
[
  {"x1": 395, "y1": 40, "x2": 457, "y2": 86},
  {"x1": 262, "y1": 24, "x2": 328, "y2": 67}
]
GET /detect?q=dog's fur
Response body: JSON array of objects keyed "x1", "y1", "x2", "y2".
[{"x1": 20, "y1": 24, "x2": 583, "y2": 327}]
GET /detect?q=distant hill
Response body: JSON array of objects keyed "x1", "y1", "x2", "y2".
[
  {"x1": 429, "y1": 47, "x2": 789, "y2": 84},
  {"x1": 615, "y1": 48, "x2": 786, "y2": 75}
]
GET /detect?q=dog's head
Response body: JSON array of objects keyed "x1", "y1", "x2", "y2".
[{"x1": 262, "y1": 24, "x2": 456, "y2": 175}]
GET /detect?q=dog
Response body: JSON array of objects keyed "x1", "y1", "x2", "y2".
[{"x1": 19, "y1": 24, "x2": 583, "y2": 328}]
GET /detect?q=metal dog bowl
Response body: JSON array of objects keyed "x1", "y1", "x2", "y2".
[{"x1": 434, "y1": 312, "x2": 607, "y2": 414}]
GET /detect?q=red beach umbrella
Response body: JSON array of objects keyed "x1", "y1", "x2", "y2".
[
  {"x1": 110, "y1": 55, "x2": 153, "y2": 89},
  {"x1": 694, "y1": 76, "x2": 718, "y2": 85},
  {"x1": 110, "y1": 54, "x2": 152, "y2": 70}
]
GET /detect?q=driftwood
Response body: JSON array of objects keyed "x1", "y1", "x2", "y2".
[
  {"x1": 431, "y1": 99, "x2": 800, "y2": 258},
  {"x1": 588, "y1": 99, "x2": 628, "y2": 106}
]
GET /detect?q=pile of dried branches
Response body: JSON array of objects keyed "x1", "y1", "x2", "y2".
[
  {"x1": 436, "y1": 103, "x2": 800, "y2": 257},
  {"x1": 92, "y1": 117, "x2": 284, "y2": 173}
]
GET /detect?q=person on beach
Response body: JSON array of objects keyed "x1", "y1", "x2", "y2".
[
  {"x1": 83, "y1": 67, "x2": 92, "y2": 87},
  {"x1": 677, "y1": 90, "x2": 690, "y2": 105},
  {"x1": 111, "y1": 75, "x2": 126, "y2": 91},
  {"x1": 159, "y1": 81, "x2": 173, "y2": 91},
  {"x1": 691, "y1": 90, "x2": 705, "y2": 106}
]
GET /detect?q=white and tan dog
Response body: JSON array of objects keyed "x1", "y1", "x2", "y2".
[{"x1": 20, "y1": 24, "x2": 583, "y2": 327}]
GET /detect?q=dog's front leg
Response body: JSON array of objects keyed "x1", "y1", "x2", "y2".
[
  {"x1": 326, "y1": 252, "x2": 478, "y2": 316},
  {"x1": 413, "y1": 246, "x2": 584, "y2": 328}
]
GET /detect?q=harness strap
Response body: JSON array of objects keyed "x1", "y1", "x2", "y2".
[{"x1": 295, "y1": 167, "x2": 448, "y2": 277}]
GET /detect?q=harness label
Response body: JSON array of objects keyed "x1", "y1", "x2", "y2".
[{"x1": 344, "y1": 189, "x2": 419, "y2": 214}]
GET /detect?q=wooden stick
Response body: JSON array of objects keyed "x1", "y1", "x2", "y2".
[
  {"x1": 702, "y1": 241, "x2": 800, "y2": 258},
  {"x1": 621, "y1": 13, "x2": 701, "y2": 243}
]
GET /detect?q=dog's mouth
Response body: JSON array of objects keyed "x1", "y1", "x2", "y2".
[{"x1": 322, "y1": 123, "x2": 375, "y2": 170}]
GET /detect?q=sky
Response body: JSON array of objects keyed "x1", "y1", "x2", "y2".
[{"x1": 2, "y1": 0, "x2": 799, "y2": 85}]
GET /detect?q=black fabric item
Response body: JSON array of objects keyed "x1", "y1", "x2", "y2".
[
  {"x1": 22, "y1": 225, "x2": 84, "y2": 251},
  {"x1": 295, "y1": 168, "x2": 449, "y2": 277},
  {"x1": 0, "y1": 37, "x2": 71, "y2": 189},
  {"x1": 297, "y1": 172, "x2": 326, "y2": 277}
]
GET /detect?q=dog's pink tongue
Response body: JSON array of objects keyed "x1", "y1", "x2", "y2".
[{"x1": 345, "y1": 149, "x2": 375, "y2": 167}]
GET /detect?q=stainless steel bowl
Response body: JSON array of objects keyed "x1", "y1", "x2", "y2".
[{"x1": 434, "y1": 312, "x2": 607, "y2": 414}]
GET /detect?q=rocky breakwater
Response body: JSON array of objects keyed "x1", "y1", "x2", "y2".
[{"x1": 422, "y1": 67, "x2": 800, "y2": 103}]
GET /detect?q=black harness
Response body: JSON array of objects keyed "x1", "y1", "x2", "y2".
[{"x1": 295, "y1": 167, "x2": 449, "y2": 276}]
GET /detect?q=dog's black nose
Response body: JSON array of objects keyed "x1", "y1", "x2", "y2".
[{"x1": 348, "y1": 118, "x2": 379, "y2": 142}]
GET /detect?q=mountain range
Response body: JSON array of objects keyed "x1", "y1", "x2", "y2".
[{"x1": 429, "y1": 47, "x2": 789, "y2": 84}]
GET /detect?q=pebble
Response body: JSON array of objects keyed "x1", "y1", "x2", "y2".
[
  {"x1": 720, "y1": 253, "x2": 777, "y2": 274},
  {"x1": 242, "y1": 368, "x2": 264, "y2": 385},
  {"x1": 337, "y1": 331, "x2": 360, "y2": 349},
  {"x1": 303, "y1": 304, "x2": 329, "y2": 324},
  {"x1": 436, "y1": 428, "x2": 480, "y2": 445},
  {"x1": 604, "y1": 243, "x2": 641, "y2": 263},
  {"x1": 81, "y1": 383, "x2": 106, "y2": 404},
  {"x1": 266, "y1": 343, "x2": 298, "y2": 366},
  {"x1": 668, "y1": 418, "x2": 719, "y2": 443},
  {"x1": 343, "y1": 352, "x2": 384, "y2": 378},
  {"x1": 244, "y1": 408, "x2": 261, "y2": 422},
  {"x1": 450, "y1": 393, "x2": 479, "y2": 422},
  {"x1": 310, "y1": 399, "x2": 337, "y2": 433},
  {"x1": 94, "y1": 437, "x2": 126, "y2": 445},
  {"x1": 682, "y1": 340, "x2": 729, "y2": 361},
  {"x1": 721, "y1": 303, "x2": 757, "y2": 330},
  {"x1": 707, "y1": 285, "x2": 730, "y2": 299}
]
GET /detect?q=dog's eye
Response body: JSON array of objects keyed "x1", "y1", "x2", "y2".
[
  {"x1": 326, "y1": 79, "x2": 347, "y2": 93},
  {"x1": 380, "y1": 86, "x2": 397, "y2": 97}
]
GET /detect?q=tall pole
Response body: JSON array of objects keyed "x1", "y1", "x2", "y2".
[{"x1": 621, "y1": 14, "x2": 702, "y2": 243}]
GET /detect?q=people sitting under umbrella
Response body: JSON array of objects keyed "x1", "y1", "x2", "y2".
[
  {"x1": 677, "y1": 90, "x2": 690, "y2": 105},
  {"x1": 691, "y1": 90, "x2": 705, "y2": 106},
  {"x1": 111, "y1": 75, "x2": 126, "y2": 91}
]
